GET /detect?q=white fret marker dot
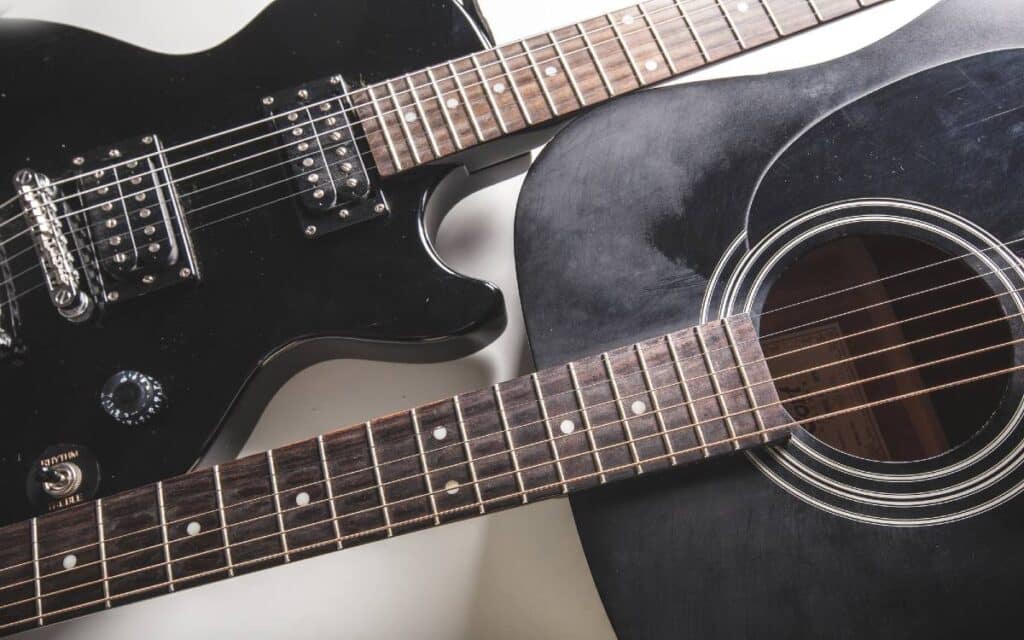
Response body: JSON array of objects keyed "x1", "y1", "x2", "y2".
[
  {"x1": 545, "y1": 66, "x2": 558, "y2": 77},
  {"x1": 433, "y1": 426, "x2": 448, "y2": 441},
  {"x1": 404, "y1": 111, "x2": 418, "y2": 123},
  {"x1": 186, "y1": 521, "x2": 201, "y2": 536},
  {"x1": 631, "y1": 400, "x2": 647, "y2": 416},
  {"x1": 446, "y1": 98, "x2": 459, "y2": 109},
  {"x1": 737, "y1": 1, "x2": 750, "y2": 11},
  {"x1": 445, "y1": 480, "x2": 460, "y2": 495},
  {"x1": 645, "y1": 60, "x2": 658, "y2": 72},
  {"x1": 622, "y1": 14, "x2": 635, "y2": 25},
  {"x1": 295, "y1": 491, "x2": 311, "y2": 507},
  {"x1": 62, "y1": 554, "x2": 77, "y2": 570},
  {"x1": 560, "y1": 419, "x2": 576, "y2": 435},
  {"x1": 493, "y1": 82, "x2": 506, "y2": 94}
]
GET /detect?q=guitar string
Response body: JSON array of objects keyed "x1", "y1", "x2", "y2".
[
  {"x1": 0, "y1": 1, "x2": 896, "y2": 314},
  {"x1": 1, "y1": 308, "x2": 1019, "y2": 593},
  {"x1": 0, "y1": 0, "x2": 792, "y2": 222},
  {"x1": 0, "y1": 238, "x2": 1019, "y2": 538},
  {"x1": 0, "y1": 0, "x2": 818, "y2": 297},
  {"x1": 0, "y1": 0, "x2": 865, "y2": 250},
  {"x1": 0, "y1": 351, "x2": 1018, "y2": 626},
  {"x1": 1, "y1": 0, "x2": 867, "y2": 216},
  {"x1": 3, "y1": 232, "x2": 1018, "y2": 455}
]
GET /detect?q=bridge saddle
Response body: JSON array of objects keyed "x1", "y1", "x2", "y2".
[{"x1": 263, "y1": 74, "x2": 390, "y2": 239}]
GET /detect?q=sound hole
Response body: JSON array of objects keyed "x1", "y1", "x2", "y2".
[{"x1": 759, "y1": 235, "x2": 1015, "y2": 462}]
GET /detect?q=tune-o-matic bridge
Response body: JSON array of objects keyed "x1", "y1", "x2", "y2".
[
  {"x1": 263, "y1": 75, "x2": 389, "y2": 239},
  {"x1": 72, "y1": 134, "x2": 199, "y2": 304}
]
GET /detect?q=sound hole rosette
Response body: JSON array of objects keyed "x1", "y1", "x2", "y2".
[{"x1": 704, "y1": 198, "x2": 1024, "y2": 525}]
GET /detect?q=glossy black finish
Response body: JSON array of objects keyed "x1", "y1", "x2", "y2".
[
  {"x1": 0, "y1": 0, "x2": 506, "y2": 526},
  {"x1": 516, "y1": 1, "x2": 1024, "y2": 637}
]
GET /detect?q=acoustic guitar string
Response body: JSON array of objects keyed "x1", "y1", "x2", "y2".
[
  {"x1": 0, "y1": 0, "x2": 869, "y2": 251},
  {"x1": 1, "y1": 349, "x2": 1020, "y2": 628},
  {"x1": 0, "y1": 0, "x2": 784, "y2": 223},
  {"x1": 1, "y1": 308, "x2": 1019, "y2": 595}
]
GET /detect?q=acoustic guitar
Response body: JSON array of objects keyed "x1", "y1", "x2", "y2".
[{"x1": 515, "y1": 0, "x2": 1024, "y2": 636}]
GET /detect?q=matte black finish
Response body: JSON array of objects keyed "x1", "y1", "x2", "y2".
[
  {"x1": 516, "y1": 1, "x2": 1024, "y2": 637},
  {"x1": 0, "y1": 0, "x2": 507, "y2": 526}
]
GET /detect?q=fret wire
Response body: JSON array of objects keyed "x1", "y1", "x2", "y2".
[
  {"x1": 805, "y1": 0, "x2": 825, "y2": 21},
  {"x1": 722, "y1": 320, "x2": 771, "y2": 444},
  {"x1": 606, "y1": 15, "x2": 646, "y2": 86},
  {"x1": 762, "y1": 0, "x2": 787, "y2": 35},
  {"x1": 453, "y1": 396, "x2": 486, "y2": 515},
  {"x1": 520, "y1": 41, "x2": 560, "y2": 117},
  {"x1": 677, "y1": 1, "x2": 711, "y2": 62},
  {"x1": 424, "y1": 67, "x2": 464, "y2": 150},
  {"x1": 576, "y1": 22, "x2": 617, "y2": 97},
  {"x1": 364, "y1": 421, "x2": 395, "y2": 537},
  {"x1": 409, "y1": 408, "x2": 442, "y2": 526},
  {"x1": 494, "y1": 47, "x2": 536, "y2": 124},
  {"x1": 492, "y1": 384, "x2": 529, "y2": 504},
  {"x1": 365, "y1": 87, "x2": 404, "y2": 171},
  {"x1": 4, "y1": 379, "x2": 793, "y2": 615},
  {"x1": 715, "y1": 0, "x2": 747, "y2": 49},
  {"x1": 30, "y1": 518, "x2": 41, "y2": 626},
  {"x1": 384, "y1": 82, "x2": 422, "y2": 165},
  {"x1": 638, "y1": 3, "x2": 678, "y2": 74},
  {"x1": 601, "y1": 353, "x2": 644, "y2": 473},
  {"x1": 3, "y1": 420, "x2": 796, "y2": 630},
  {"x1": 530, "y1": 373, "x2": 569, "y2": 494},
  {"x1": 404, "y1": 76, "x2": 441, "y2": 157},
  {"x1": 265, "y1": 451, "x2": 291, "y2": 563},
  {"x1": 567, "y1": 362, "x2": 608, "y2": 483},
  {"x1": 211, "y1": 466, "x2": 235, "y2": 577},
  {"x1": 665, "y1": 335, "x2": 710, "y2": 457},
  {"x1": 316, "y1": 435, "x2": 344, "y2": 549},
  {"x1": 155, "y1": 482, "x2": 176, "y2": 590},
  {"x1": 94, "y1": 499, "x2": 111, "y2": 609},
  {"x1": 635, "y1": 344, "x2": 677, "y2": 465},
  {"x1": 694, "y1": 326, "x2": 741, "y2": 449},
  {"x1": 446, "y1": 62, "x2": 487, "y2": 142},
  {"x1": 10, "y1": 322, "x2": 785, "y2": 582},
  {"x1": 549, "y1": 32, "x2": 588, "y2": 106},
  {"x1": 470, "y1": 56, "x2": 509, "y2": 134}
]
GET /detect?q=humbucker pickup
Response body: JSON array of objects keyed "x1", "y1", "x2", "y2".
[
  {"x1": 263, "y1": 75, "x2": 389, "y2": 239},
  {"x1": 72, "y1": 134, "x2": 200, "y2": 304}
]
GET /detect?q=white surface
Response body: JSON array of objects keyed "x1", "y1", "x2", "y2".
[{"x1": 1, "y1": 0, "x2": 940, "y2": 637}]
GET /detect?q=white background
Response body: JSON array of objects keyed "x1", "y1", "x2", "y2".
[{"x1": 1, "y1": 1, "x2": 939, "y2": 637}]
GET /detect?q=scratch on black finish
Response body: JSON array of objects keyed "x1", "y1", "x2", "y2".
[
  {"x1": 0, "y1": 0, "x2": 505, "y2": 526},
  {"x1": 515, "y1": 0, "x2": 1024, "y2": 637}
]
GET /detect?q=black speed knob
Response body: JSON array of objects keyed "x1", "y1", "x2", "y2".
[{"x1": 101, "y1": 370, "x2": 166, "y2": 426}]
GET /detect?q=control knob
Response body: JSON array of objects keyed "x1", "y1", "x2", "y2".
[{"x1": 101, "y1": 370, "x2": 166, "y2": 426}]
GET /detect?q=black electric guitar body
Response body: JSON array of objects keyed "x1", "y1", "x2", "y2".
[
  {"x1": 0, "y1": 0, "x2": 515, "y2": 526},
  {"x1": 516, "y1": 0, "x2": 1024, "y2": 636}
]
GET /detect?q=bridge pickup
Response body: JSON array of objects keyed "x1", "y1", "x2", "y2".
[
  {"x1": 0, "y1": 229, "x2": 18, "y2": 356},
  {"x1": 73, "y1": 135, "x2": 199, "y2": 304},
  {"x1": 263, "y1": 75, "x2": 389, "y2": 239}
]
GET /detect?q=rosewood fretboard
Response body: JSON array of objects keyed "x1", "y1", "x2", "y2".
[
  {"x1": 352, "y1": 0, "x2": 888, "y2": 175},
  {"x1": 0, "y1": 315, "x2": 790, "y2": 633}
]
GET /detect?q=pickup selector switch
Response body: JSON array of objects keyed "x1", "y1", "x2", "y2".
[{"x1": 101, "y1": 370, "x2": 166, "y2": 426}]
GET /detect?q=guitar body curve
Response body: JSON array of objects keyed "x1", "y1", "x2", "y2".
[
  {"x1": 0, "y1": 0, "x2": 506, "y2": 526},
  {"x1": 515, "y1": 0, "x2": 1024, "y2": 637}
]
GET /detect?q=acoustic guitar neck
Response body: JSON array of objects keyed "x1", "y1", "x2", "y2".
[{"x1": 0, "y1": 315, "x2": 792, "y2": 634}]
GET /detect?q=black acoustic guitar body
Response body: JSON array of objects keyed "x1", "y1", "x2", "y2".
[
  {"x1": 516, "y1": 0, "x2": 1024, "y2": 637},
  {"x1": 0, "y1": 0, "x2": 511, "y2": 526}
]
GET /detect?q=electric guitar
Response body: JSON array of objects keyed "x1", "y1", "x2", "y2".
[{"x1": 0, "y1": 0, "x2": 892, "y2": 529}]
